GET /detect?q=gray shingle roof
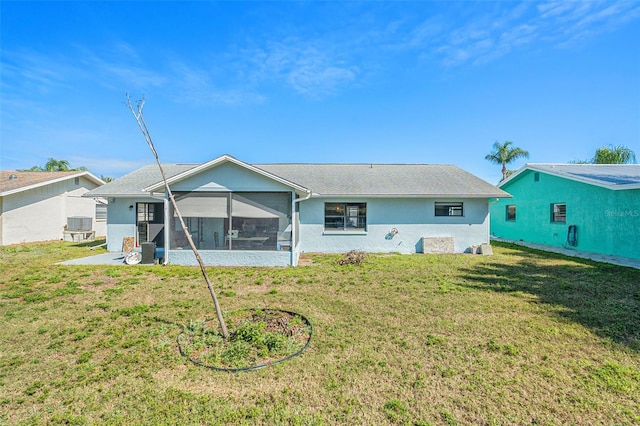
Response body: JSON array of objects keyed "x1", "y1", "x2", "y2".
[
  {"x1": 85, "y1": 164, "x2": 196, "y2": 197},
  {"x1": 256, "y1": 163, "x2": 507, "y2": 197},
  {"x1": 503, "y1": 164, "x2": 640, "y2": 189},
  {"x1": 86, "y1": 159, "x2": 508, "y2": 198}
]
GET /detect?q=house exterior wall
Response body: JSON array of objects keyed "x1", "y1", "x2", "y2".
[
  {"x1": 167, "y1": 249, "x2": 292, "y2": 267},
  {"x1": 170, "y1": 162, "x2": 294, "y2": 193},
  {"x1": 490, "y1": 170, "x2": 640, "y2": 260},
  {"x1": 1, "y1": 177, "x2": 103, "y2": 245},
  {"x1": 102, "y1": 162, "x2": 496, "y2": 265},
  {"x1": 298, "y1": 197, "x2": 491, "y2": 254},
  {"x1": 105, "y1": 196, "x2": 161, "y2": 252},
  {"x1": 107, "y1": 164, "x2": 299, "y2": 266}
]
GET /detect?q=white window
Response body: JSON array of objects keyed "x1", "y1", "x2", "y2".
[{"x1": 95, "y1": 202, "x2": 107, "y2": 222}]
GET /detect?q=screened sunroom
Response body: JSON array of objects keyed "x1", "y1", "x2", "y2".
[{"x1": 169, "y1": 191, "x2": 293, "y2": 251}]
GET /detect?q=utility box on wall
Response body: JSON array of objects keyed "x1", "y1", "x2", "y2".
[{"x1": 421, "y1": 237, "x2": 455, "y2": 254}]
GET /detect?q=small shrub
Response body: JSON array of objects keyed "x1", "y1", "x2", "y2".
[
  {"x1": 260, "y1": 332, "x2": 287, "y2": 352},
  {"x1": 222, "y1": 341, "x2": 252, "y2": 367},
  {"x1": 234, "y1": 321, "x2": 266, "y2": 344},
  {"x1": 338, "y1": 250, "x2": 366, "y2": 266}
]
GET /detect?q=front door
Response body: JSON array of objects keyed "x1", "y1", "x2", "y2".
[{"x1": 136, "y1": 202, "x2": 164, "y2": 246}]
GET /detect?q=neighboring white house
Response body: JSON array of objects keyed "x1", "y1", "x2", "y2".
[
  {"x1": 84, "y1": 154, "x2": 509, "y2": 266},
  {"x1": 0, "y1": 171, "x2": 106, "y2": 246}
]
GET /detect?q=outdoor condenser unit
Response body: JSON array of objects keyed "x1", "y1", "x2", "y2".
[{"x1": 67, "y1": 216, "x2": 92, "y2": 232}]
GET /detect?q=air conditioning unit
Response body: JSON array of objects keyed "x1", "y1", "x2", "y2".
[
  {"x1": 421, "y1": 237, "x2": 455, "y2": 254},
  {"x1": 67, "y1": 216, "x2": 92, "y2": 232}
]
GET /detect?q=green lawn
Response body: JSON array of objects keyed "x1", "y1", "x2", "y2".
[{"x1": 1, "y1": 241, "x2": 639, "y2": 425}]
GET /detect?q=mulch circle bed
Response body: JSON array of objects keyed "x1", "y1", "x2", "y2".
[{"x1": 177, "y1": 308, "x2": 312, "y2": 372}]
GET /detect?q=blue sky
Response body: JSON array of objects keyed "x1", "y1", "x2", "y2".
[{"x1": 1, "y1": 1, "x2": 639, "y2": 183}]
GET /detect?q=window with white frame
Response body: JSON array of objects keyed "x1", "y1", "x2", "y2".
[
  {"x1": 324, "y1": 203, "x2": 366, "y2": 231},
  {"x1": 551, "y1": 203, "x2": 566, "y2": 223},
  {"x1": 95, "y1": 202, "x2": 107, "y2": 222},
  {"x1": 434, "y1": 202, "x2": 463, "y2": 217},
  {"x1": 506, "y1": 205, "x2": 516, "y2": 221}
]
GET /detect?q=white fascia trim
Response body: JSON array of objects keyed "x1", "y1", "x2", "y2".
[{"x1": 312, "y1": 193, "x2": 510, "y2": 199}]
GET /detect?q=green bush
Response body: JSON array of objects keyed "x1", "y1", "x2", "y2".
[
  {"x1": 260, "y1": 332, "x2": 287, "y2": 352},
  {"x1": 222, "y1": 341, "x2": 253, "y2": 367},
  {"x1": 234, "y1": 321, "x2": 266, "y2": 344}
]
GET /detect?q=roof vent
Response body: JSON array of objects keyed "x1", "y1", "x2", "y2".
[{"x1": 9, "y1": 174, "x2": 17, "y2": 180}]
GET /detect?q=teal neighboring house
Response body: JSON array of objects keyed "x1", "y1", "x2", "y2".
[{"x1": 491, "y1": 164, "x2": 640, "y2": 261}]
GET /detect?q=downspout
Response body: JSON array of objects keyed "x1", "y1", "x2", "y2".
[
  {"x1": 487, "y1": 197, "x2": 500, "y2": 241},
  {"x1": 291, "y1": 189, "x2": 312, "y2": 266}
]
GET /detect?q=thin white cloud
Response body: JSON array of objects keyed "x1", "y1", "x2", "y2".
[
  {"x1": 288, "y1": 64, "x2": 357, "y2": 97},
  {"x1": 100, "y1": 63, "x2": 168, "y2": 89},
  {"x1": 167, "y1": 61, "x2": 266, "y2": 106},
  {"x1": 1, "y1": 50, "x2": 81, "y2": 95},
  {"x1": 405, "y1": 16, "x2": 446, "y2": 49},
  {"x1": 2, "y1": 2, "x2": 638, "y2": 106},
  {"x1": 243, "y1": 37, "x2": 360, "y2": 98},
  {"x1": 393, "y1": 1, "x2": 639, "y2": 67},
  {"x1": 535, "y1": 0, "x2": 640, "y2": 47}
]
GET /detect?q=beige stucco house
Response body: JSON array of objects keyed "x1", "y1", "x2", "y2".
[{"x1": 0, "y1": 171, "x2": 106, "y2": 246}]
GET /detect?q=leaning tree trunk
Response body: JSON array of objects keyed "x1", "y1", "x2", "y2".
[{"x1": 125, "y1": 95, "x2": 229, "y2": 339}]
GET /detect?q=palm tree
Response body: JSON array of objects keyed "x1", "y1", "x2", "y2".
[
  {"x1": 20, "y1": 158, "x2": 87, "y2": 172},
  {"x1": 485, "y1": 141, "x2": 530, "y2": 181},
  {"x1": 44, "y1": 158, "x2": 71, "y2": 171},
  {"x1": 592, "y1": 145, "x2": 636, "y2": 164}
]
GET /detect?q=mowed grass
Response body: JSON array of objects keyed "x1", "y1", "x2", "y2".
[{"x1": 1, "y1": 240, "x2": 639, "y2": 425}]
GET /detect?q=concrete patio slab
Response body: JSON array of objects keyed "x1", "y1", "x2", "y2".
[{"x1": 58, "y1": 252, "x2": 130, "y2": 266}]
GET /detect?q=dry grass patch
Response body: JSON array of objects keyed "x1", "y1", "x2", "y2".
[{"x1": 1, "y1": 241, "x2": 639, "y2": 424}]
